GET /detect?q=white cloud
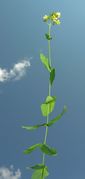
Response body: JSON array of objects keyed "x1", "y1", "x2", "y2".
[
  {"x1": 0, "y1": 69, "x2": 9, "y2": 82},
  {"x1": 0, "y1": 166, "x2": 21, "y2": 179},
  {"x1": 0, "y1": 58, "x2": 31, "y2": 82}
]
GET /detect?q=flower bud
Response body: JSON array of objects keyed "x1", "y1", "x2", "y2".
[
  {"x1": 43, "y1": 15, "x2": 49, "y2": 22},
  {"x1": 55, "y1": 12, "x2": 61, "y2": 18}
]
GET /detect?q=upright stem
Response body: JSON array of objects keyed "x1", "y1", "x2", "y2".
[
  {"x1": 48, "y1": 23, "x2": 52, "y2": 96},
  {"x1": 42, "y1": 23, "x2": 52, "y2": 172},
  {"x1": 48, "y1": 23, "x2": 52, "y2": 67}
]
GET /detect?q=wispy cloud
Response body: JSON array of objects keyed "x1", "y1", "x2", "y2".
[
  {"x1": 0, "y1": 166, "x2": 21, "y2": 179},
  {"x1": 0, "y1": 58, "x2": 31, "y2": 82}
]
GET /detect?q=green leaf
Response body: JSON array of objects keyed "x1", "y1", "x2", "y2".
[
  {"x1": 24, "y1": 143, "x2": 41, "y2": 154},
  {"x1": 40, "y1": 53, "x2": 51, "y2": 72},
  {"x1": 22, "y1": 123, "x2": 47, "y2": 131},
  {"x1": 29, "y1": 164, "x2": 45, "y2": 170},
  {"x1": 40, "y1": 144, "x2": 57, "y2": 156},
  {"x1": 31, "y1": 167, "x2": 49, "y2": 179},
  {"x1": 45, "y1": 33, "x2": 52, "y2": 40},
  {"x1": 41, "y1": 104, "x2": 48, "y2": 117},
  {"x1": 41, "y1": 96, "x2": 56, "y2": 116},
  {"x1": 22, "y1": 106, "x2": 67, "y2": 132},
  {"x1": 47, "y1": 105, "x2": 67, "y2": 127},
  {"x1": 50, "y1": 68, "x2": 55, "y2": 86},
  {"x1": 45, "y1": 96, "x2": 56, "y2": 104}
]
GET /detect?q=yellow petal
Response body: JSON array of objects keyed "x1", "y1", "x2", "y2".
[{"x1": 43, "y1": 15, "x2": 49, "y2": 22}]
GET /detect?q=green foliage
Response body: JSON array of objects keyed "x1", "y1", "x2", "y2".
[
  {"x1": 40, "y1": 53, "x2": 51, "y2": 72},
  {"x1": 31, "y1": 166, "x2": 49, "y2": 179},
  {"x1": 41, "y1": 96, "x2": 56, "y2": 116},
  {"x1": 30, "y1": 164, "x2": 45, "y2": 170},
  {"x1": 45, "y1": 33, "x2": 52, "y2": 40},
  {"x1": 40, "y1": 144, "x2": 57, "y2": 156},
  {"x1": 24, "y1": 144, "x2": 41, "y2": 154},
  {"x1": 24, "y1": 143, "x2": 57, "y2": 156},
  {"x1": 22, "y1": 123, "x2": 47, "y2": 131},
  {"x1": 22, "y1": 12, "x2": 67, "y2": 179},
  {"x1": 50, "y1": 68, "x2": 55, "y2": 86},
  {"x1": 22, "y1": 106, "x2": 67, "y2": 131},
  {"x1": 47, "y1": 105, "x2": 67, "y2": 127}
]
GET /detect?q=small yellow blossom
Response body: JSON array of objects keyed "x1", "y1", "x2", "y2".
[
  {"x1": 54, "y1": 12, "x2": 61, "y2": 18},
  {"x1": 43, "y1": 15, "x2": 49, "y2": 22},
  {"x1": 43, "y1": 12, "x2": 61, "y2": 25},
  {"x1": 50, "y1": 12, "x2": 61, "y2": 25},
  {"x1": 53, "y1": 19, "x2": 61, "y2": 25}
]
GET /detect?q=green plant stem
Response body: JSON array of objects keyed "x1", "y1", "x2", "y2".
[
  {"x1": 48, "y1": 25, "x2": 52, "y2": 96},
  {"x1": 48, "y1": 23, "x2": 52, "y2": 67},
  {"x1": 42, "y1": 23, "x2": 52, "y2": 177}
]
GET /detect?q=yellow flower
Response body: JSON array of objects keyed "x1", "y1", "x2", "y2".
[
  {"x1": 43, "y1": 15, "x2": 49, "y2": 22},
  {"x1": 53, "y1": 19, "x2": 61, "y2": 25},
  {"x1": 43, "y1": 12, "x2": 61, "y2": 25},
  {"x1": 54, "y1": 12, "x2": 61, "y2": 18},
  {"x1": 50, "y1": 12, "x2": 61, "y2": 25}
]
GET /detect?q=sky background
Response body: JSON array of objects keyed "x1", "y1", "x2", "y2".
[{"x1": 0, "y1": 0, "x2": 85, "y2": 178}]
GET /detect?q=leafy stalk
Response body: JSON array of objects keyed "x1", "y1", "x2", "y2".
[
  {"x1": 42, "y1": 23, "x2": 52, "y2": 178},
  {"x1": 22, "y1": 12, "x2": 67, "y2": 179}
]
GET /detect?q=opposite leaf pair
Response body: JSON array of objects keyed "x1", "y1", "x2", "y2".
[
  {"x1": 40, "y1": 53, "x2": 55, "y2": 86},
  {"x1": 24, "y1": 143, "x2": 57, "y2": 156},
  {"x1": 22, "y1": 105, "x2": 67, "y2": 131}
]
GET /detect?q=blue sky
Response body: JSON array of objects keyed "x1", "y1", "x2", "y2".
[{"x1": 0, "y1": 0, "x2": 85, "y2": 179}]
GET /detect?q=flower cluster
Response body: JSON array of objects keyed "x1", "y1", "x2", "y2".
[{"x1": 43, "y1": 12, "x2": 61, "y2": 25}]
